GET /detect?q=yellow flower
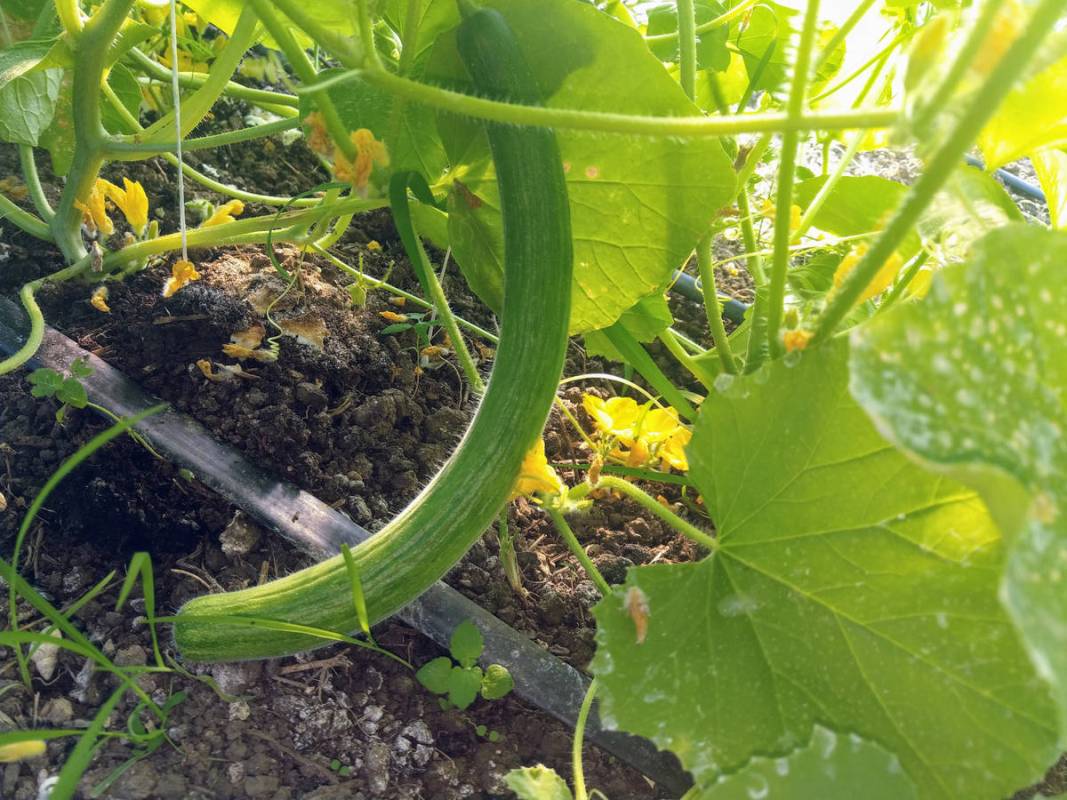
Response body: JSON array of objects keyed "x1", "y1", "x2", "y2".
[
  {"x1": 201, "y1": 199, "x2": 244, "y2": 227},
  {"x1": 783, "y1": 328, "x2": 813, "y2": 353},
  {"x1": 74, "y1": 180, "x2": 114, "y2": 236},
  {"x1": 90, "y1": 286, "x2": 111, "y2": 313},
  {"x1": 379, "y1": 311, "x2": 408, "y2": 323},
  {"x1": 162, "y1": 259, "x2": 201, "y2": 298},
  {"x1": 509, "y1": 439, "x2": 565, "y2": 501},
  {"x1": 303, "y1": 112, "x2": 332, "y2": 156},
  {"x1": 334, "y1": 129, "x2": 390, "y2": 192},
  {"x1": 582, "y1": 394, "x2": 690, "y2": 472},
  {"x1": 833, "y1": 244, "x2": 903, "y2": 302},
  {"x1": 101, "y1": 178, "x2": 149, "y2": 235},
  {"x1": 759, "y1": 199, "x2": 803, "y2": 233},
  {"x1": 0, "y1": 740, "x2": 46, "y2": 763}
]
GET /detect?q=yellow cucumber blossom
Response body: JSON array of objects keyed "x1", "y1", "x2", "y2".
[
  {"x1": 582, "y1": 394, "x2": 691, "y2": 471},
  {"x1": 162, "y1": 259, "x2": 201, "y2": 298},
  {"x1": 74, "y1": 180, "x2": 114, "y2": 236},
  {"x1": 760, "y1": 198, "x2": 803, "y2": 233},
  {"x1": 783, "y1": 328, "x2": 813, "y2": 353},
  {"x1": 832, "y1": 243, "x2": 903, "y2": 302},
  {"x1": 509, "y1": 439, "x2": 565, "y2": 501},
  {"x1": 102, "y1": 178, "x2": 149, "y2": 235},
  {"x1": 201, "y1": 199, "x2": 245, "y2": 227},
  {"x1": 335, "y1": 129, "x2": 390, "y2": 193}
]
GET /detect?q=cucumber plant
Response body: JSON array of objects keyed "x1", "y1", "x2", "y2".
[{"x1": 1, "y1": 0, "x2": 1066, "y2": 797}]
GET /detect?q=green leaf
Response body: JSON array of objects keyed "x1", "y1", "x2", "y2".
[
  {"x1": 0, "y1": 39, "x2": 55, "y2": 88},
  {"x1": 415, "y1": 656, "x2": 453, "y2": 695},
  {"x1": 504, "y1": 765, "x2": 574, "y2": 800},
  {"x1": 0, "y1": 66, "x2": 60, "y2": 145},
  {"x1": 56, "y1": 378, "x2": 87, "y2": 409},
  {"x1": 979, "y1": 56, "x2": 1067, "y2": 170},
  {"x1": 592, "y1": 338, "x2": 1058, "y2": 799},
  {"x1": 584, "y1": 293, "x2": 673, "y2": 361},
  {"x1": 646, "y1": 1, "x2": 730, "y2": 72},
  {"x1": 1032, "y1": 149, "x2": 1067, "y2": 230},
  {"x1": 101, "y1": 62, "x2": 140, "y2": 135},
  {"x1": 106, "y1": 21, "x2": 157, "y2": 67},
  {"x1": 27, "y1": 367, "x2": 62, "y2": 398},
  {"x1": 449, "y1": 620, "x2": 483, "y2": 668},
  {"x1": 447, "y1": 665, "x2": 482, "y2": 710},
  {"x1": 69, "y1": 358, "x2": 93, "y2": 379},
  {"x1": 181, "y1": 0, "x2": 355, "y2": 47},
  {"x1": 39, "y1": 73, "x2": 73, "y2": 175},
  {"x1": 431, "y1": 0, "x2": 736, "y2": 334},
  {"x1": 686, "y1": 727, "x2": 917, "y2": 800},
  {"x1": 382, "y1": 0, "x2": 459, "y2": 75},
  {"x1": 480, "y1": 663, "x2": 513, "y2": 701},
  {"x1": 734, "y1": 2, "x2": 794, "y2": 96},
  {"x1": 850, "y1": 224, "x2": 1067, "y2": 743}
]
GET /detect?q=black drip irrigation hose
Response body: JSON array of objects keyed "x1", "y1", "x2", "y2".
[
  {"x1": 669, "y1": 158, "x2": 1046, "y2": 322},
  {"x1": 0, "y1": 297, "x2": 693, "y2": 797}
]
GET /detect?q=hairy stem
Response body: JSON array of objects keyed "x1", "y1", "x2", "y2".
[{"x1": 546, "y1": 507, "x2": 610, "y2": 596}]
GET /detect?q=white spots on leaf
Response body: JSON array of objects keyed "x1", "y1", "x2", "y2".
[{"x1": 717, "y1": 593, "x2": 761, "y2": 618}]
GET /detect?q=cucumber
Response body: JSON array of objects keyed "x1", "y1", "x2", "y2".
[{"x1": 173, "y1": 7, "x2": 573, "y2": 660}]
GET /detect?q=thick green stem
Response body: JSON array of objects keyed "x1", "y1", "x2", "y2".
[
  {"x1": 250, "y1": 0, "x2": 356, "y2": 159},
  {"x1": 350, "y1": 68, "x2": 899, "y2": 138},
  {"x1": 127, "y1": 47, "x2": 299, "y2": 109},
  {"x1": 546, "y1": 508, "x2": 610, "y2": 596},
  {"x1": 51, "y1": 0, "x2": 136, "y2": 262},
  {"x1": 587, "y1": 475, "x2": 716, "y2": 551},
  {"x1": 676, "y1": 0, "x2": 697, "y2": 100},
  {"x1": 106, "y1": 117, "x2": 301, "y2": 158},
  {"x1": 0, "y1": 191, "x2": 53, "y2": 241},
  {"x1": 765, "y1": 0, "x2": 821, "y2": 359},
  {"x1": 813, "y1": 0, "x2": 1062, "y2": 343},
  {"x1": 54, "y1": 0, "x2": 82, "y2": 34},
  {"x1": 19, "y1": 146, "x2": 53, "y2": 221}
]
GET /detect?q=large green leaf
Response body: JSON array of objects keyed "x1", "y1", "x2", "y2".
[
  {"x1": 0, "y1": 65, "x2": 60, "y2": 145},
  {"x1": 430, "y1": 0, "x2": 736, "y2": 334},
  {"x1": 850, "y1": 224, "x2": 1067, "y2": 742},
  {"x1": 0, "y1": 39, "x2": 54, "y2": 88},
  {"x1": 1032, "y1": 149, "x2": 1067, "y2": 229},
  {"x1": 687, "y1": 727, "x2": 917, "y2": 800},
  {"x1": 979, "y1": 56, "x2": 1067, "y2": 170},
  {"x1": 592, "y1": 339, "x2": 1058, "y2": 799}
]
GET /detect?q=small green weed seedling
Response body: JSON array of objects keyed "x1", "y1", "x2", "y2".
[
  {"x1": 28, "y1": 357, "x2": 92, "y2": 421},
  {"x1": 415, "y1": 620, "x2": 513, "y2": 711}
]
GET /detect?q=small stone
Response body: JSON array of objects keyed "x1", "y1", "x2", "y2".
[
  {"x1": 228, "y1": 762, "x2": 246, "y2": 785},
  {"x1": 363, "y1": 741, "x2": 391, "y2": 796},
  {"x1": 538, "y1": 591, "x2": 567, "y2": 627},
  {"x1": 220, "y1": 512, "x2": 263, "y2": 558},
  {"x1": 114, "y1": 644, "x2": 148, "y2": 667},
  {"x1": 39, "y1": 698, "x2": 74, "y2": 725},
  {"x1": 229, "y1": 700, "x2": 252, "y2": 721},
  {"x1": 210, "y1": 661, "x2": 262, "y2": 695},
  {"x1": 30, "y1": 629, "x2": 62, "y2": 681},
  {"x1": 0, "y1": 491, "x2": 7, "y2": 512}
]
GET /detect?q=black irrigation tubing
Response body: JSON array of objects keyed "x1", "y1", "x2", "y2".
[
  {"x1": 670, "y1": 157, "x2": 1047, "y2": 321},
  {"x1": 0, "y1": 297, "x2": 693, "y2": 797}
]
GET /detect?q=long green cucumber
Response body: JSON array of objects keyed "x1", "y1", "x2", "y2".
[{"x1": 173, "y1": 7, "x2": 573, "y2": 661}]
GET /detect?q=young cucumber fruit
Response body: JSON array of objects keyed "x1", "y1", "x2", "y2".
[{"x1": 173, "y1": 7, "x2": 573, "y2": 660}]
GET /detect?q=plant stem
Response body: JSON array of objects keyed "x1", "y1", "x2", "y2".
[
  {"x1": 127, "y1": 47, "x2": 299, "y2": 109},
  {"x1": 51, "y1": 0, "x2": 136, "y2": 262},
  {"x1": 875, "y1": 250, "x2": 929, "y2": 313},
  {"x1": 141, "y1": 7, "x2": 260, "y2": 142},
  {"x1": 602, "y1": 324, "x2": 697, "y2": 421},
  {"x1": 656, "y1": 329, "x2": 715, "y2": 390},
  {"x1": 572, "y1": 678, "x2": 597, "y2": 800},
  {"x1": 250, "y1": 0, "x2": 357, "y2": 159},
  {"x1": 107, "y1": 115, "x2": 300, "y2": 158},
  {"x1": 18, "y1": 146, "x2": 54, "y2": 221},
  {"x1": 354, "y1": 0, "x2": 382, "y2": 70},
  {"x1": 677, "y1": 0, "x2": 697, "y2": 100},
  {"x1": 398, "y1": 0, "x2": 423, "y2": 75},
  {"x1": 644, "y1": 0, "x2": 758, "y2": 44},
  {"x1": 696, "y1": 236, "x2": 738, "y2": 374},
  {"x1": 416, "y1": 243, "x2": 485, "y2": 392},
  {"x1": 349, "y1": 67, "x2": 899, "y2": 138},
  {"x1": 0, "y1": 191, "x2": 52, "y2": 241},
  {"x1": 766, "y1": 0, "x2": 821, "y2": 359},
  {"x1": 497, "y1": 509, "x2": 525, "y2": 596},
  {"x1": 587, "y1": 475, "x2": 716, "y2": 551},
  {"x1": 812, "y1": 0, "x2": 875, "y2": 73},
  {"x1": 270, "y1": 0, "x2": 363, "y2": 68},
  {"x1": 54, "y1": 0, "x2": 82, "y2": 34},
  {"x1": 813, "y1": 0, "x2": 1062, "y2": 343},
  {"x1": 545, "y1": 507, "x2": 610, "y2": 596}
]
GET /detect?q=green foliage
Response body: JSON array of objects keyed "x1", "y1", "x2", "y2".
[
  {"x1": 506, "y1": 765, "x2": 575, "y2": 800},
  {"x1": 593, "y1": 340, "x2": 1059, "y2": 799},
  {"x1": 428, "y1": 0, "x2": 736, "y2": 334},
  {"x1": 646, "y1": 2, "x2": 730, "y2": 71},
  {"x1": 28, "y1": 358, "x2": 91, "y2": 418},
  {"x1": 686, "y1": 727, "x2": 917, "y2": 800},
  {"x1": 0, "y1": 62, "x2": 60, "y2": 146},
  {"x1": 415, "y1": 620, "x2": 512, "y2": 711},
  {"x1": 851, "y1": 224, "x2": 1067, "y2": 741},
  {"x1": 979, "y1": 56, "x2": 1067, "y2": 170}
]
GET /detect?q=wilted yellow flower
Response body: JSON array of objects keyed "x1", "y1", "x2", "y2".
[
  {"x1": 367, "y1": 240, "x2": 382, "y2": 252},
  {"x1": 158, "y1": 46, "x2": 208, "y2": 73},
  {"x1": 162, "y1": 259, "x2": 201, "y2": 298},
  {"x1": 509, "y1": 439, "x2": 565, "y2": 501},
  {"x1": 833, "y1": 244, "x2": 903, "y2": 302},
  {"x1": 0, "y1": 740, "x2": 46, "y2": 763},
  {"x1": 201, "y1": 199, "x2": 244, "y2": 227},
  {"x1": 101, "y1": 178, "x2": 149, "y2": 235},
  {"x1": 75, "y1": 180, "x2": 114, "y2": 236},
  {"x1": 304, "y1": 112, "x2": 332, "y2": 156},
  {"x1": 90, "y1": 285, "x2": 111, "y2": 313},
  {"x1": 335, "y1": 129, "x2": 390, "y2": 192},
  {"x1": 379, "y1": 311, "x2": 407, "y2": 323},
  {"x1": 783, "y1": 328, "x2": 813, "y2": 353}
]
